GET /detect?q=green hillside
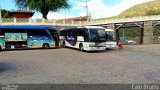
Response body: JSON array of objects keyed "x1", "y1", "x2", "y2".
[
  {"x1": 94, "y1": 0, "x2": 160, "y2": 20},
  {"x1": 118, "y1": 0, "x2": 160, "y2": 18}
]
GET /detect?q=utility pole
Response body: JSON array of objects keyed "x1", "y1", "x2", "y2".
[
  {"x1": 86, "y1": 0, "x2": 88, "y2": 17},
  {"x1": 86, "y1": 0, "x2": 90, "y2": 21},
  {"x1": 0, "y1": 5, "x2": 1, "y2": 19}
]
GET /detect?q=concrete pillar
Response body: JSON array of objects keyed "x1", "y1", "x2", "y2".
[
  {"x1": 79, "y1": 20, "x2": 82, "y2": 26},
  {"x1": 13, "y1": 18, "x2": 17, "y2": 25},
  {"x1": 140, "y1": 28, "x2": 144, "y2": 44},
  {"x1": 107, "y1": 23, "x2": 116, "y2": 30},
  {"x1": 53, "y1": 20, "x2": 56, "y2": 24},
  {"x1": 143, "y1": 21, "x2": 154, "y2": 44},
  {"x1": 0, "y1": 18, "x2": 2, "y2": 24},
  {"x1": 29, "y1": 18, "x2": 32, "y2": 25},
  {"x1": 42, "y1": 18, "x2": 45, "y2": 25}
]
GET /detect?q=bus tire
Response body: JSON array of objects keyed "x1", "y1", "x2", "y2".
[
  {"x1": 63, "y1": 42, "x2": 66, "y2": 48},
  {"x1": 79, "y1": 44, "x2": 84, "y2": 52},
  {"x1": 42, "y1": 43, "x2": 50, "y2": 49},
  {"x1": 0, "y1": 46, "x2": 2, "y2": 51}
]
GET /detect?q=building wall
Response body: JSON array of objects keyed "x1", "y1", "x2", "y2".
[{"x1": 11, "y1": 13, "x2": 33, "y2": 18}]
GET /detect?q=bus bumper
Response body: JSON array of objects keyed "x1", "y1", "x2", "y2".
[
  {"x1": 85, "y1": 47, "x2": 106, "y2": 51},
  {"x1": 106, "y1": 44, "x2": 117, "y2": 49},
  {"x1": 106, "y1": 42, "x2": 117, "y2": 49}
]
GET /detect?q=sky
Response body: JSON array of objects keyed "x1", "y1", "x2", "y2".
[{"x1": 0, "y1": 0, "x2": 153, "y2": 19}]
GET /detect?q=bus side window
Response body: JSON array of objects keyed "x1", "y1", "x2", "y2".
[
  {"x1": 27, "y1": 29, "x2": 48, "y2": 36},
  {"x1": 67, "y1": 30, "x2": 71, "y2": 37},
  {"x1": 48, "y1": 29, "x2": 57, "y2": 34},
  {"x1": 3, "y1": 29, "x2": 14, "y2": 33},
  {"x1": 77, "y1": 28, "x2": 84, "y2": 36},
  {"x1": 27, "y1": 29, "x2": 36, "y2": 36},
  {"x1": 84, "y1": 29, "x2": 89, "y2": 42},
  {"x1": 66, "y1": 30, "x2": 69, "y2": 36},
  {"x1": 13, "y1": 29, "x2": 27, "y2": 33},
  {"x1": 0, "y1": 29, "x2": 4, "y2": 35},
  {"x1": 73, "y1": 29, "x2": 77, "y2": 36},
  {"x1": 36, "y1": 29, "x2": 48, "y2": 36},
  {"x1": 106, "y1": 32, "x2": 109, "y2": 40},
  {"x1": 63, "y1": 31, "x2": 66, "y2": 36},
  {"x1": 70, "y1": 29, "x2": 74, "y2": 36},
  {"x1": 71, "y1": 29, "x2": 76, "y2": 36},
  {"x1": 63, "y1": 30, "x2": 66, "y2": 36}
]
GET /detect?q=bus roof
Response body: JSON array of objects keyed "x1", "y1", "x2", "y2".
[
  {"x1": 78, "y1": 26, "x2": 105, "y2": 29},
  {"x1": 61, "y1": 26, "x2": 106, "y2": 31},
  {"x1": 0, "y1": 25, "x2": 57, "y2": 30},
  {"x1": 105, "y1": 29, "x2": 115, "y2": 31}
]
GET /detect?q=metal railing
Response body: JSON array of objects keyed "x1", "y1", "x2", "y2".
[
  {"x1": 85, "y1": 15, "x2": 160, "y2": 25},
  {"x1": 0, "y1": 18, "x2": 82, "y2": 26},
  {"x1": 0, "y1": 15, "x2": 160, "y2": 26}
]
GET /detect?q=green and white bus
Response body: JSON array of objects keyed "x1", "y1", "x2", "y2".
[{"x1": 0, "y1": 25, "x2": 59, "y2": 51}]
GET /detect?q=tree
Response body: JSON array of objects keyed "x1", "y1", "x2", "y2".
[
  {"x1": 1, "y1": 9, "x2": 11, "y2": 18},
  {"x1": 15, "y1": 0, "x2": 70, "y2": 19}
]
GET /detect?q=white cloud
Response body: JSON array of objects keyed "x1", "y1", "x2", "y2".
[
  {"x1": 73, "y1": 2, "x2": 86, "y2": 10},
  {"x1": 47, "y1": 12, "x2": 74, "y2": 19},
  {"x1": 33, "y1": 12, "x2": 74, "y2": 19},
  {"x1": 33, "y1": 0, "x2": 153, "y2": 19},
  {"x1": 87, "y1": 0, "x2": 153, "y2": 19},
  {"x1": 77, "y1": 2, "x2": 86, "y2": 7}
]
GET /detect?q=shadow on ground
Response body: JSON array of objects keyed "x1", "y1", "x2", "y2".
[
  {"x1": 63, "y1": 47, "x2": 118, "y2": 53},
  {"x1": 0, "y1": 61, "x2": 16, "y2": 73}
]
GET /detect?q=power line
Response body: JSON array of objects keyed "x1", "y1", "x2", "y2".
[
  {"x1": 86, "y1": 0, "x2": 88, "y2": 17},
  {"x1": 85, "y1": 0, "x2": 91, "y2": 21},
  {"x1": 0, "y1": 5, "x2": 1, "y2": 19}
]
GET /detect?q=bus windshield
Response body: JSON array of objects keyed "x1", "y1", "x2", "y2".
[
  {"x1": 89, "y1": 29, "x2": 106, "y2": 42},
  {"x1": 106, "y1": 31, "x2": 116, "y2": 41}
]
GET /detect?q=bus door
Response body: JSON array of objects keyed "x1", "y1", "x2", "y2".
[
  {"x1": 51, "y1": 32, "x2": 59, "y2": 47},
  {"x1": 48, "y1": 29, "x2": 60, "y2": 47}
]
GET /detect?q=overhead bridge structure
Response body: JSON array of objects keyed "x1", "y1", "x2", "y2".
[
  {"x1": 86, "y1": 15, "x2": 160, "y2": 44},
  {"x1": 1, "y1": 15, "x2": 160, "y2": 44}
]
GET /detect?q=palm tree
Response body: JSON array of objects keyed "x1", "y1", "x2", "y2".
[
  {"x1": 1, "y1": 9, "x2": 11, "y2": 18},
  {"x1": 15, "y1": 0, "x2": 70, "y2": 19}
]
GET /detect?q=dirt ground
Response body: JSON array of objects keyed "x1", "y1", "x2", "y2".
[{"x1": 0, "y1": 44, "x2": 160, "y2": 84}]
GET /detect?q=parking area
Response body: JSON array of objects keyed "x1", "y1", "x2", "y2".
[{"x1": 0, "y1": 45, "x2": 160, "y2": 84}]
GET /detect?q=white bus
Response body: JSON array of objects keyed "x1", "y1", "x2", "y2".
[
  {"x1": 60, "y1": 26, "x2": 106, "y2": 51},
  {"x1": 105, "y1": 29, "x2": 117, "y2": 49}
]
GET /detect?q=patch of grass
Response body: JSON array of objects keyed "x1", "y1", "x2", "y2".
[{"x1": 118, "y1": 0, "x2": 160, "y2": 18}]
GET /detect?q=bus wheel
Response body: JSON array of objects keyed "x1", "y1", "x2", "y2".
[
  {"x1": 79, "y1": 44, "x2": 84, "y2": 52},
  {"x1": 0, "y1": 46, "x2": 2, "y2": 51},
  {"x1": 43, "y1": 43, "x2": 50, "y2": 49}
]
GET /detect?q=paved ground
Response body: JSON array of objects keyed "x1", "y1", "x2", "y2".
[{"x1": 0, "y1": 45, "x2": 160, "y2": 84}]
